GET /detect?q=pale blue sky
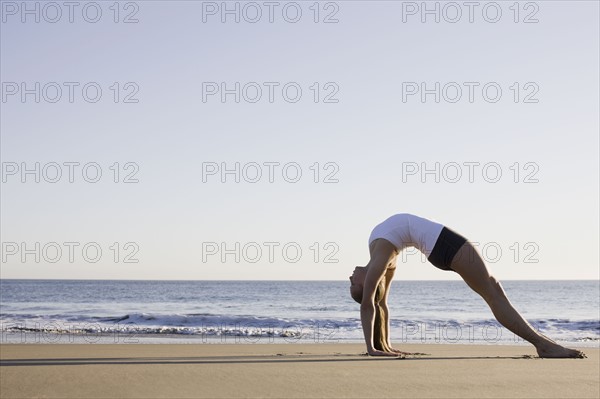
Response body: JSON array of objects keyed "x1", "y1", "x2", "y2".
[{"x1": 1, "y1": 1, "x2": 598, "y2": 280}]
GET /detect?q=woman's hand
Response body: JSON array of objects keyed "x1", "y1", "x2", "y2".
[
  {"x1": 389, "y1": 348, "x2": 413, "y2": 356},
  {"x1": 388, "y1": 347, "x2": 427, "y2": 356},
  {"x1": 367, "y1": 349, "x2": 401, "y2": 357}
]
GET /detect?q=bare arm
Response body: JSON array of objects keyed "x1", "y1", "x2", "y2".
[
  {"x1": 360, "y1": 240, "x2": 397, "y2": 356},
  {"x1": 360, "y1": 301, "x2": 378, "y2": 354},
  {"x1": 381, "y1": 268, "x2": 395, "y2": 349}
]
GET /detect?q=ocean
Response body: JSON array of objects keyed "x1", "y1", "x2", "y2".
[{"x1": 1, "y1": 279, "x2": 598, "y2": 346}]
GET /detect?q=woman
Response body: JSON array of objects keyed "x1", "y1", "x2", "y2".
[{"x1": 349, "y1": 213, "x2": 585, "y2": 358}]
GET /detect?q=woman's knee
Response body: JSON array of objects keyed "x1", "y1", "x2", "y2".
[{"x1": 482, "y1": 276, "x2": 505, "y2": 304}]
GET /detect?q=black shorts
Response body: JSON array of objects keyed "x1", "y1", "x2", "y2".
[{"x1": 427, "y1": 227, "x2": 467, "y2": 271}]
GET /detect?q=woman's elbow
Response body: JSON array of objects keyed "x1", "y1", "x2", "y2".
[{"x1": 360, "y1": 301, "x2": 375, "y2": 313}]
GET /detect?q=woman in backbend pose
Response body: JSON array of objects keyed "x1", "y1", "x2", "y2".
[{"x1": 349, "y1": 213, "x2": 585, "y2": 358}]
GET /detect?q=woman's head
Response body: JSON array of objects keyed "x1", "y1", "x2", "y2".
[
  {"x1": 349, "y1": 266, "x2": 367, "y2": 303},
  {"x1": 349, "y1": 266, "x2": 384, "y2": 304}
]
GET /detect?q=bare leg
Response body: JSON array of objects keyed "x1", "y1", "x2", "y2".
[{"x1": 450, "y1": 242, "x2": 585, "y2": 359}]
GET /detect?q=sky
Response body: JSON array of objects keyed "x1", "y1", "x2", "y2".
[{"x1": 0, "y1": 0, "x2": 598, "y2": 281}]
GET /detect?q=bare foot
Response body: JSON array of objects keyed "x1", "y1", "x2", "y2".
[{"x1": 536, "y1": 342, "x2": 586, "y2": 358}]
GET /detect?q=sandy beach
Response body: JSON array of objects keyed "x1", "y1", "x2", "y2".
[{"x1": 0, "y1": 343, "x2": 597, "y2": 398}]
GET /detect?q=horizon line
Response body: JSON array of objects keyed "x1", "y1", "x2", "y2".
[{"x1": 1, "y1": 278, "x2": 598, "y2": 282}]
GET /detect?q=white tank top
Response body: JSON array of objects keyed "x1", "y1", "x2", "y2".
[{"x1": 368, "y1": 213, "x2": 444, "y2": 256}]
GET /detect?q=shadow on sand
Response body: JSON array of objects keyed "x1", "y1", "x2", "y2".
[{"x1": 0, "y1": 353, "x2": 537, "y2": 367}]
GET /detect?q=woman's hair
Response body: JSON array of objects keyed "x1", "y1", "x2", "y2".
[
  {"x1": 350, "y1": 286, "x2": 363, "y2": 304},
  {"x1": 351, "y1": 279, "x2": 384, "y2": 305}
]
